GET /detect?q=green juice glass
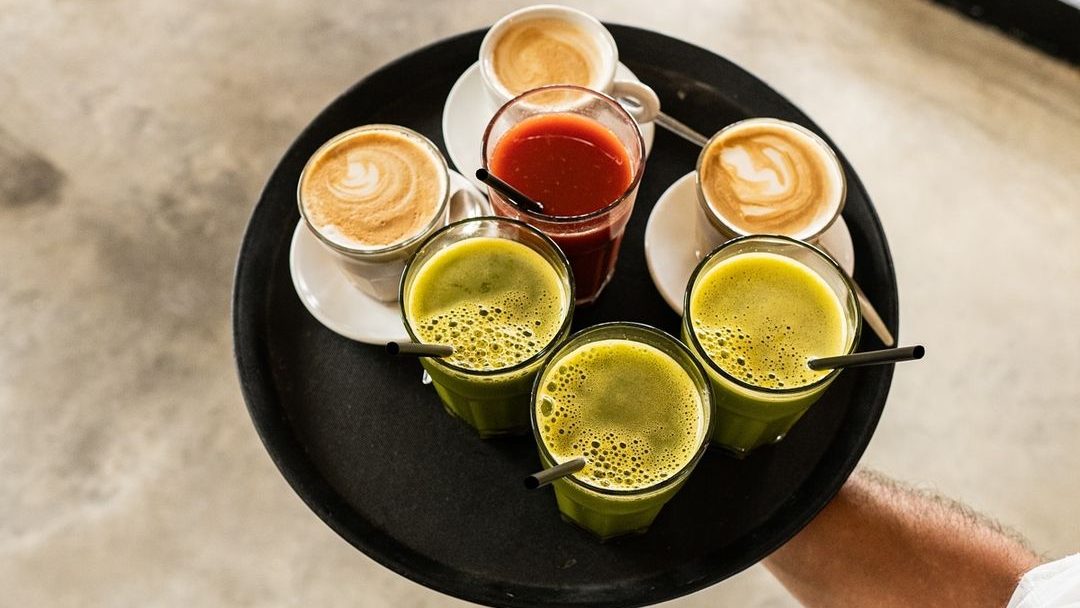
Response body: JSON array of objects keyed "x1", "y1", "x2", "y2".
[
  {"x1": 681, "y1": 235, "x2": 861, "y2": 456},
  {"x1": 530, "y1": 323, "x2": 714, "y2": 540},
  {"x1": 400, "y1": 217, "x2": 575, "y2": 437}
]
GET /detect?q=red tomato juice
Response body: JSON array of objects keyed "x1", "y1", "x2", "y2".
[{"x1": 490, "y1": 113, "x2": 636, "y2": 302}]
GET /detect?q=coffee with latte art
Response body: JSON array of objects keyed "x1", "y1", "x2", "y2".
[
  {"x1": 490, "y1": 18, "x2": 601, "y2": 95},
  {"x1": 698, "y1": 119, "x2": 844, "y2": 239},
  {"x1": 300, "y1": 127, "x2": 447, "y2": 250}
]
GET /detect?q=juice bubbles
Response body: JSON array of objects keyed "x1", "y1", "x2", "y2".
[
  {"x1": 532, "y1": 323, "x2": 713, "y2": 540},
  {"x1": 401, "y1": 218, "x2": 574, "y2": 437},
  {"x1": 682, "y1": 236, "x2": 860, "y2": 455},
  {"x1": 483, "y1": 86, "x2": 644, "y2": 305}
]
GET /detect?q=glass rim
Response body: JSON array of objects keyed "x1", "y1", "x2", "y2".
[
  {"x1": 398, "y1": 215, "x2": 576, "y2": 377},
  {"x1": 297, "y1": 124, "x2": 451, "y2": 256},
  {"x1": 529, "y1": 321, "x2": 715, "y2": 497},
  {"x1": 694, "y1": 117, "x2": 848, "y2": 242},
  {"x1": 481, "y1": 84, "x2": 645, "y2": 223},
  {"x1": 683, "y1": 234, "x2": 862, "y2": 395}
]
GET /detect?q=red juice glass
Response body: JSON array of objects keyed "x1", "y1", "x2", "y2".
[{"x1": 482, "y1": 85, "x2": 645, "y2": 305}]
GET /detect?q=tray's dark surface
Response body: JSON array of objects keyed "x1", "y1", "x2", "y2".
[{"x1": 233, "y1": 26, "x2": 898, "y2": 608}]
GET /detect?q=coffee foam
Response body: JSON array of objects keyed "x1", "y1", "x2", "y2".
[
  {"x1": 536, "y1": 340, "x2": 704, "y2": 492},
  {"x1": 300, "y1": 128, "x2": 446, "y2": 250},
  {"x1": 491, "y1": 17, "x2": 601, "y2": 95},
  {"x1": 699, "y1": 121, "x2": 843, "y2": 238}
]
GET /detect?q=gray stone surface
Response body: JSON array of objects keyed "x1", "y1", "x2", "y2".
[{"x1": 1, "y1": 0, "x2": 1078, "y2": 606}]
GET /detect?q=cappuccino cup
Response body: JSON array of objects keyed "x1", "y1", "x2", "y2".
[
  {"x1": 298, "y1": 124, "x2": 487, "y2": 302},
  {"x1": 479, "y1": 5, "x2": 660, "y2": 124},
  {"x1": 694, "y1": 117, "x2": 846, "y2": 258}
]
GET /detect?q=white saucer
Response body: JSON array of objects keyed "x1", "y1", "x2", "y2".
[
  {"x1": 290, "y1": 171, "x2": 486, "y2": 344},
  {"x1": 442, "y1": 62, "x2": 657, "y2": 191},
  {"x1": 644, "y1": 172, "x2": 856, "y2": 315}
]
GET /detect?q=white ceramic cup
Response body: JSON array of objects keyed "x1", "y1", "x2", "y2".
[
  {"x1": 479, "y1": 5, "x2": 660, "y2": 124},
  {"x1": 297, "y1": 125, "x2": 489, "y2": 302},
  {"x1": 693, "y1": 117, "x2": 847, "y2": 260}
]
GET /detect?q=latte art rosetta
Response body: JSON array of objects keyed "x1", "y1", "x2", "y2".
[
  {"x1": 492, "y1": 18, "x2": 599, "y2": 94},
  {"x1": 331, "y1": 154, "x2": 389, "y2": 199},
  {"x1": 327, "y1": 147, "x2": 417, "y2": 205},
  {"x1": 301, "y1": 129, "x2": 445, "y2": 249},
  {"x1": 700, "y1": 123, "x2": 842, "y2": 237}
]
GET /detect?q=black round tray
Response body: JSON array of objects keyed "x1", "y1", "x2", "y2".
[{"x1": 233, "y1": 25, "x2": 898, "y2": 608}]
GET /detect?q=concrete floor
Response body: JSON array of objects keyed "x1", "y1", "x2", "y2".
[{"x1": 2, "y1": 0, "x2": 1078, "y2": 606}]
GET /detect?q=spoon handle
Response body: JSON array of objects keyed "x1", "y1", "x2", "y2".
[
  {"x1": 852, "y1": 280, "x2": 896, "y2": 347},
  {"x1": 654, "y1": 111, "x2": 710, "y2": 147}
]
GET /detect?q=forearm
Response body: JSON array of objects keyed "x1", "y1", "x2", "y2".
[{"x1": 764, "y1": 469, "x2": 1041, "y2": 608}]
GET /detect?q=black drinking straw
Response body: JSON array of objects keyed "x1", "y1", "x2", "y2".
[
  {"x1": 385, "y1": 341, "x2": 454, "y2": 358},
  {"x1": 524, "y1": 457, "x2": 587, "y2": 490},
  {"x1": 808, "y1": 345, "x2": 925, "y2": 371},
  {"x1": 475, "y1": 168, "x2": 546, "y2": 214}
]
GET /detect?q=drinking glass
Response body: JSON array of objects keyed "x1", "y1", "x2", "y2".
[
  {"x1": 682, "y1": 235, "x2": 861, "y2": 455},
  {"x1": 530, "y1": 322, "x2": 714, "y2": 540},
  {"x1": 482, "y1": 85, "x2": 645, "y2": 305},
  {"x1": 400, "y1": 217, "x2": 575, "y2": 437}
]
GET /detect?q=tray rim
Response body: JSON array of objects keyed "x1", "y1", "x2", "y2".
[{"x1": 232, "y1": 24, "x2": 898, "y2": 608}]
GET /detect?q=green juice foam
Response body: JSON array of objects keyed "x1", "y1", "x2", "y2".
[
  {"x1": 690, "y1": 252, "x2": 846, "y2": 389},
  {"x1": 536, "y1": 339, "x2": 704, "y2": 491},
  {"x1": 406, "y1": 237, "x2": 568, "y2": 371}
]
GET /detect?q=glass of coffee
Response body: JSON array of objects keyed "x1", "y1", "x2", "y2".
[
  {"x1": 298, "y1": 124, "x2": 479, "y2": 302},
  {"x1": 483, "y1": 85, "x2": 644, "y2": 305},
  {"x1": 479, "y1": 4, "x2": 659, "y2": 123},
  {"x1": 681, "y1": 235, "x2": 861, "y2": 456},
  {"x1": 400, "y1": 217, "x2": 575, "y2": 437},
  {"x1": 530, "y1": 322, "x2": 714, "y2": 540},
  {"x1": 694, "y1": 117, "x2": 847, "y2": 259}
]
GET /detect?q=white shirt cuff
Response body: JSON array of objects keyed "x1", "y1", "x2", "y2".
[{"x1": 1007, "y1": 553, "x2": 1080, "y2": 608}]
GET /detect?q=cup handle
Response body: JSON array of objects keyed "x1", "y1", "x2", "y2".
[
  {"x1": 448, "y1": 170, "x2": 492, "y2": 221},
  {"x1": 611, "y1": 80, "x2": 660, "y2": 124}
]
